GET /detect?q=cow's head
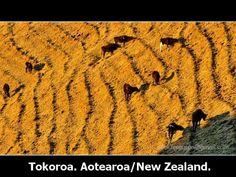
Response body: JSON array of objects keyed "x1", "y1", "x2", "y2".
[
  {"x1": 133, "y1": 87, "x2": 139, "y2": 92},
  {"x1": 115, "y1": 43, "x2": 121, "y2": 48},
  {"x1": 202, "y1": 113, "x2": 207, "y2": 121},
  {"x1": 177, "y1": 125, "x2": 184, "y2": 131}
]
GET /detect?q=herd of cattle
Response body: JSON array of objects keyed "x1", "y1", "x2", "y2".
[
  {"x1": 2, "y1": 34, "x2": 208, "y2": 145},
  {"x1": 101, "y1": 35, "x2": 207, "y2": 143}
]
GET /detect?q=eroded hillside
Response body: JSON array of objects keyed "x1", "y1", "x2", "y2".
[{"x1": 0, "y1": 22, "x2": 235, "y2": 154}]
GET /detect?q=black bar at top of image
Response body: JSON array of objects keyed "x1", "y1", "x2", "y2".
[
  {"x1": 0, "y1": 155, "x2": 235, "y2": 177},
  {"x1": 0, "y1": 0, "x2": 235, "y2": 21},
  {"x1": 0, "y1": 13, "x2": 235, "y2": 21}
]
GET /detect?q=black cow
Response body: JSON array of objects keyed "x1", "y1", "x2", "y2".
[
  {"x1": 160, "y1": 37, "x2": 179, "y2": 52},
  {"x1": 167, "y1": 122, "x2": 184, "y2": 143},
  {"x1": 3, "y1": 83, "x2": 10, "y2": 97},
  {"x1": 101, "y1": 43, "x2": 121, "y2": 57},
  {"x1": 152, "y1": 71, "x2": 160, "y2": 85},
  {"x1": 192, "y1": 109, "x2": 207, "y2": 132},
  {"x1": 25, "y1": 62, "x2": 33, "y2": 73},
  {"x1": 123, "y1": 83, "x2": 139, "y2": 101},
  {"x1": 114, "y1": 35, "x2": 135, "y2": 46}
]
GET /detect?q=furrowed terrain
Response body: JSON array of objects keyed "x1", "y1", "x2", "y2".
[{"x1": 0, "y1": 22, "x2": 235, "y2": 154}]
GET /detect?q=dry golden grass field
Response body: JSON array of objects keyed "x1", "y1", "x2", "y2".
[{"x1": 0, "y1": 22, "x2": 235, "y2": 155}]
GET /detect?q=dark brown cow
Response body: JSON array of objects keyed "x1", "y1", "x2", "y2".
[
  {"x1": 152, "y1": 71, "x2": 160, "y2": 85},
  {"x1": 25, "y1": 62, "x2": 33, "y2": 73},
  {"x1": 160, "y1": 37, "x2": 179, "y2": 51},
  {"x1": 3, "y1": 83, "x2": 10, "y2": 97},
  {"x1": 167, "y1": 122, "x2": 184, "y2": 143},
  {"x1": 123, "y1": 83, "x2": 139, "y2": 101},
  {"x1": 192, "y1": 109, "x2": 207, "y2": 132},
  {"x1": 114, "y1": 35, "x2": 135, "y2": 46},
  {"x1": 101, "y1": 43, "x2": 121, "y2": 57}
]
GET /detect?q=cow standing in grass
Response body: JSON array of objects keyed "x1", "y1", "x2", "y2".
[
  {"x1": 3, "y1": 83, "x2": 10, "y2": 97},
  {"x1": 123, "y1": 83, "x2": 139, "y2": 101},
  {"x1": 114, "y1": 35, "x2": 136, "y2": 46},
  {"x1": 192, "y1": 109, "x2": 207, "y2": 132},
  {"x1": 160, "y1": 37, "x2": 179, "y2": 52},
  {"x1": 152, "y1": 71, "x2": 161, "y2": 85},
  {"x1": 101, "y1": 43, "x2": 121, "y2": 58},
  {"x1": 167, "y1": 122, "x2": 184, "y2": 143},
  {"x1": 25, "y1": 62, "x2": 33, "y2": 73}
]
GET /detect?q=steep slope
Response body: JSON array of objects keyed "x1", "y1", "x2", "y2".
[
  {"x1": 160, "y1": 112, "x2": 236, "y2": 154},
  {"x1": 0, "y1": 22, "x2": 235, "y2": 154}
]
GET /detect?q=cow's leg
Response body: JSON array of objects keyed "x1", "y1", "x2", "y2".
[
  {"x1": 194, "y1": 122, "x2": 198, "y2": 131},
  {"x1": 156, "y1": 78, "x2": 160, "y2": 85},
  {"x1": 154, "y1": 78, "x2": 157, "y2": 85},
  {"x1": 152, "y1": 76, "x2": 156, "y2": 85},
  {"x1": 192, "y1": 120, "x2": 194, "y2": 131},
  {"x1": 167, "y1": 130, "x2": 171, "y2": 144},
  {"x1": 155, "y1": 79, "x2": 158, "y2": 85},
  {"x1": 103, "y1": 51, "x2": 106, "y2": 58},
  {"x1": 5, "y1": 91, "x2": 10, "y2": 97},
  {"x1": 168, "y1": 130, "x2": 171, "y2": 140},
  {"x1": 125, "y1": 92, "x2": 129, "y2": 101},
  {"x1": 102, "y1": 49, "x2": 105, "y2": 58},
  {"x1": 127, "y1": 93, "x2": 131, "y2": 101},
  {"x1": 170, "y1": 132, "x2": 173, "y2": 143},
  {"x1": 166, "y1": 130, "x2": 170, "y2": 145},
  {"x1": 192, "y1": 120, "x2": 196, "y2": 131}
]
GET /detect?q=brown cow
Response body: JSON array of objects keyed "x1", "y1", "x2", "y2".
[
  {"x1": 192, "y1": 109, "x2": 207, "y2": 132},
  {"x1": 152, "y1": 71, "x2": 160, "y2": 85},
  {"x1": 25, "y1": 62, "x2": 33, "y2": 73},
  {"x1": 160, "y1": 37, "x2": 179, "y2": 52},
  {"x1": 123, "y1": 83, "x2": 139, "y2": 101},
  {"x1": 114, "y1": 35, "x2": 136, "y2": 46},
  {"x1": 167, "y1": 122, "x2": 184, "y2": 143},
  {"x1": 101, "y1": 43, "x2": 121, "y2": 58},
  {"x1": 3, "y1": 83, "x2": 10, "y2": 97}
]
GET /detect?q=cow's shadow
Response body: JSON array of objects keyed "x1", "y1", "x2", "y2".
[
  {"x1": 34, "y1": 63, "x2": 45, "y2": 71},
  {"x1": 10, "y1": 84, "x2": 26, "y2": 97},
  {"x1": 161, "y1": 72, "x2": 175, "y2": 84},
  {"x1": 139, "y1": 83, "x2": 150, "y2": 94},
  {"x1": 179, "y1": 37, "x2": 189, "y2": 47},
  {"x1": 138, "y1": 72, "x2": 175, "y2": 94}
]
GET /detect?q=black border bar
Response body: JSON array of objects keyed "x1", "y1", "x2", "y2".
[
  {"x1": 0, "y1": 1, "x2": 235, "y2": 21},
  {"x1": 0, "y1": 155, "x2": 235, "y2": 177}
]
